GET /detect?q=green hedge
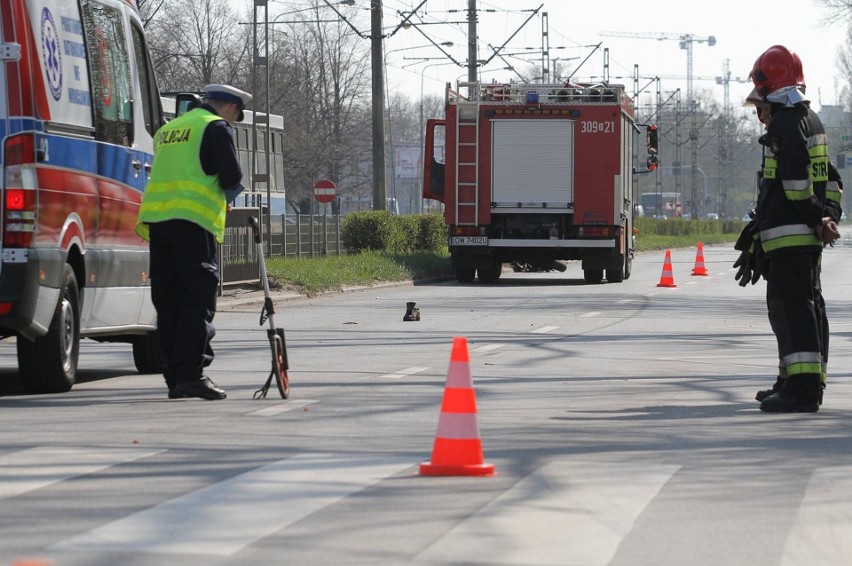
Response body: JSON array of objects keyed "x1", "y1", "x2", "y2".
[
  {"x1": 635, "y1": 217, "x2": 745, "y2": 237},
  {"x1": 341, "y1": 211, "x2": 448, "y2": 253}
]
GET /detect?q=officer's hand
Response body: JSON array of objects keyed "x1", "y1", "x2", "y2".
[
  {"x1": 817, "y1": 218, "x2": 840, "y2": 244},
  {"x1": 733, "y1": 251, "x2": 759, "y2": 287}
]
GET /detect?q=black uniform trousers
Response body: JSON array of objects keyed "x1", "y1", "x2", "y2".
[
  {"x1": 149, "y1": 219, "x2": 219, "y2": 386},
  {"x1": 765, "y1": 251, "x2": 823, "y2": 401}
]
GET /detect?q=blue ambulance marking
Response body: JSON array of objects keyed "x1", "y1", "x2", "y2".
[{"x1": 40, "y1": 8, "x2": 63, "y2": 101}]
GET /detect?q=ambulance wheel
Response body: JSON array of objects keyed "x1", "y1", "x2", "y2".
[
  {"x1": 133, "y1": 331, "x2": 164, "y2": 374},
  {"x1": 584, "y1": 269, "x2": 603, "y2": 284},
  {"x1": 456, "y1": 268, "x2": 475, "y2": 283},
  {"x1": 17, "y1": 264, "x2": 80, "y2": 393}
]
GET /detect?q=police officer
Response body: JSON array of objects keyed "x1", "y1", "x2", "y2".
[
  {"x1": 741, "y1": 46, "x2": 840, "y2": 413},
  {"x1": 136, "y1": 84, "x2": 252, "y2": 400},
  {"x1": 738, "y1": 85, "x2": 843, "y2": 406}
]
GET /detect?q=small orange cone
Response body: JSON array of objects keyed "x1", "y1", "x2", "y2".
[
  {"x1": 656, "y1": 249, "x2": 677, "y2": 287},
  {"x1": 420, "y1": 337, "x2": 495, "y2": 477},
  {"x1": 691, "y1": 242, "x2": 709, "y2": 276}
]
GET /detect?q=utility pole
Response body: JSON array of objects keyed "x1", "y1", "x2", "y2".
[
  {"x1": 252, "y1": 0, "x2": 272, "y2": 254},
  {"x1": 467, "y1": 0, "x2": 477, "y2": 84},
  {"x1": 371, "y1": 0, "x2": 386, "y2": 212},
  {"x1": 541, "y1": 11, "x2": 549, "y2": 83}
]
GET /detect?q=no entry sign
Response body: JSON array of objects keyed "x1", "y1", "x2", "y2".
[{"x1": 313, "y1": 179, "x2": 336, "y2": 204}]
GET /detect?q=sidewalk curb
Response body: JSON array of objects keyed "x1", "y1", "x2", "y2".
[{"x1": 217, "y1": 279, "x2": 429, "y2": 311}]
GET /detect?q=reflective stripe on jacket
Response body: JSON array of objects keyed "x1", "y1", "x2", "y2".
[
  {"x1": 756, "y1": 104, "x2": 825, "y2": 254},
  {"x1": 136, "y1": 108, "x2": 227, "y2": 242}
]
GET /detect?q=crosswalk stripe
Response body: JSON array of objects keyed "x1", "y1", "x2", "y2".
[
  {"x1": 416, "y1": 460, "x2": 679, "y2": 565},
  {"x1": 782, "y1": 466, "x2": 852, "y2": 565},
  {"x1": 473, "y1": 343, "x2": 504, "y2": 353},
  {"x1": 0, "y1": 447, "x2": 163, "y2": 500},
  {"x1": 247, "y1": 399, "x2": 317, "y2": 416},
  {"x1": 531, "y1": 326, "x2": 559, "y2": 334},
  {"x1": 52, "y1": 453, "x2": 412, "y2": 556},
  {"x1": 379, "y1": 366, "x2": 430, "y2": 379}
]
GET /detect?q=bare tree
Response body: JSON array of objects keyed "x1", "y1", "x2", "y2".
[
  {"x1": 817, "y1": 0, "x2": 852, "y2": 24},
  {"x1": 265, "y1": 8, "x2": 371, "y2": 210},
  {"x1": 143, "y1": 0, "x2": 248, "y2": 93}
]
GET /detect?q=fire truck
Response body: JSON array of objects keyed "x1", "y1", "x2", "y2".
[{"x1": 423, "y1": 81, "x2": 658, "y2": 284}]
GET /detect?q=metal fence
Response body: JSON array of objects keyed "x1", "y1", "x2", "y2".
[{"x1": 219, "y1": 207, "x2": 344, "y2": 288}]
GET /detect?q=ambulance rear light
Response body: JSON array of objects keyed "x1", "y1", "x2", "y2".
[
  {"x1": 3, "y1": 134, "x2": 37, "y2": 248},
  {"x1": 4, "y1": 133, "x2": 36, "y2": 166}
]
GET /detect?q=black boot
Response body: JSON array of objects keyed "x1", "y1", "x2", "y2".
[
  {"x1": 755, "y1": 376, "x2": 784, "y2": 402},
  {"x1": 403, "y1": 302, "x2": 420, "y2": 321},
  {"x1": 760, "y1": 374, "x2": 820, "y2": 413}
]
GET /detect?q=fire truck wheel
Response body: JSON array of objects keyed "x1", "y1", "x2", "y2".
[
  {"x1": 584, "y1": 269, "x2": 604, "y2": 284},
  {"x1": 606, "y1": 267, "x2": 624, "y2": 283},
  {"x1": 624, "y1": 255, "x2": 633, "y2": 280},
  {"x1": 477, "y1": 265, "x2": 502, "y2": 283},
  {"x1": 133, "y1": 331, "x2": 164, "y2": 374},
  {"x1": 455, "y1": 268, "x2": 476, "y2": 283},
  {"x1": 17, "y1": 264, "x2": 80, "y2": 393}
]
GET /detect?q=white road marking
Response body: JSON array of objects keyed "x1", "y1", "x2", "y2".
[
  {"x1": 379, "y1": 366, "x2": 430, "y2": 379},
  {"x1": 782, "y1": 467, "x2": 852, "y2": 566},
  {"x1": 531, "y1": 326, "x2": 559, "y2": 334},
  {"x1": 417, "y1": 460, "x2": 679, "y2": 565},
  {"x1": 473, "y1": 343, "x2": 504, "y2": 353},
  {"x1": 0, "y1": 447, "x2": 163, "y2": 500},
  {"x1": 52, "y1": 453, "x2": 412, "y2": 556},
  {"x1": 578, "y1": 311, "x2": 600, "y2": 318},
  {"x1": 246, "y1": 399, "x2": 317, "y2": 416}
]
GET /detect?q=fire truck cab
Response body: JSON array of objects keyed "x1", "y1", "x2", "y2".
[{"x1": 424, "y1": 81, "x2": 658, "y2": 284}]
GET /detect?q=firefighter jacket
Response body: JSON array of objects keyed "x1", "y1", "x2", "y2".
[
  {"x1": 755, "y1": 103, "x2": 826, "y2": 255},
  {"x1": 136, "y1": 108, "x2": 228, "y2": 243},
  {"x1": 823, "y1": 162, "x2": 844, "y2": 223}
]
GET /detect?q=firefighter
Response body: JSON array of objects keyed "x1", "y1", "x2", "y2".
[
  {"x1": 738, "y1": 85, "x2": 843, "y2": 406},
  {"x1": 136, "y1": 84, "x2": 252, "y2": 400},
  {"x1": 737, "y1": 45, "x2": 840, "y2": 413}
]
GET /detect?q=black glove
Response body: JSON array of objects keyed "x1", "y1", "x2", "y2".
[
  {"x1": 733, "y1": 250, "x2": 760, "y2": 287},
  {"x1": 734, "y1": 219, "x2": 757, "y2": 252}
]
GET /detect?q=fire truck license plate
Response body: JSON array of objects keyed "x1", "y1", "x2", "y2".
[{"x1": 451, "y1": 236, "x2": 488, "y2": 246}]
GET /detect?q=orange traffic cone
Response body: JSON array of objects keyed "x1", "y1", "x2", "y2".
[
  {"x1": 691, "y1": 242, "x2": 709, "y2": 276},
  {"x1": 420, "y1": 337, "x2": 496, "y2": 477},
  {"x1": 656, "y1": 249, "x2": 677, "y2": 287}
]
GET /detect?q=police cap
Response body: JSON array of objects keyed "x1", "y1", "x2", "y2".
[{"x1": 204, "y1": 84, "x2": 253, "y2": 122}]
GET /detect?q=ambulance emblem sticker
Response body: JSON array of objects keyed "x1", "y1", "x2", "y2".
[{"x1": 40, "y1": 8, "x2": 62, "y2": 101}]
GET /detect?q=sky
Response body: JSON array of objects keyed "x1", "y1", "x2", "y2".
[{"x1": 233, "y1": 0, "x2": 850, "y2": 112}]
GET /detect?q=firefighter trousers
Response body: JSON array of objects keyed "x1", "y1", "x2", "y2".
[
  {"x1": 765, "y1": 251, "x2": 823, "y2": 401},
  {"x1": 149, "y1": 220, "x2": 219, "y2": 386}
]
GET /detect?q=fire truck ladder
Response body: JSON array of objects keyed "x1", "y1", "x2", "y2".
[{"x1": 455, "y1": 97, "x2": 480, "y2": 226}]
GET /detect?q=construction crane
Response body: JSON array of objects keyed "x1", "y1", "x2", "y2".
[
  {"x1": 658, "y1": 60, "x2": 749, "y2": 217},
  {"x1": 600, "y1": 31, "x2": 716, "y2": 215}
]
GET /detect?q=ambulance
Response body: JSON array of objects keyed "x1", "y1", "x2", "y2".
[{"x1": 0, "y1": 0, "x2": 164, "y2": 392}]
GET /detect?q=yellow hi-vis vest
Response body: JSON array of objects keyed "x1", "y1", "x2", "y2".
[{"x1": 136, "y1": 109, "x2": 227, "y2": 242}]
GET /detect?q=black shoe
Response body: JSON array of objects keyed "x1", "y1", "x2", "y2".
[
  {"x1": 168, "y1": 388, "x2": 185, "y2": 399},
  {"x1": 759, "y1": 392, "x2": 819, "y2": 413},
  {"x1": 174, "y1": 376, "x2": 227, "y2": 400},
  {"x1": 756, "y1": 377, "x2": 783, "y2": 402}
]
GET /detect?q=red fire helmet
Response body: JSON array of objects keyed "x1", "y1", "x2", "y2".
[{"x1": 750, "y1": 45, "x2": 805, "y2": 97}]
